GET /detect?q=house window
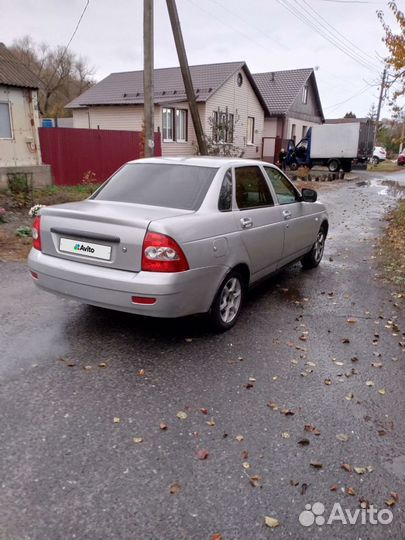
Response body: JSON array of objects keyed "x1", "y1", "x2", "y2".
[
  {"x1": 247, "y1": 116, "x2": 254, "y2": 145},
  {"x1": 291, "y1": 123, "x2": 296, "y2": 144},
  {"x1": 302, "y1": 125, "x2": 307, "y2": 138},
  {"x1": 162, "y1": 107, "x2": 174, "y2": 141},
  {"x1": 302, "y1": 85, "x2": 308, "y2": 104},
  {"x1": 0, "y1": 102, "x2": 12, "y2": 139},
  {"x1": 212, "y1": 110, "x2": 234, "y2": 143},
  {"x1": 175, "y1": 109, "x2": 187, "y2": 142}
]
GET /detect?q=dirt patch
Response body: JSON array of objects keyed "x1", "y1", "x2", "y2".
[
  {"x1": 376, "y1": 200, "x2": 405, "y2": 291},
  {"x1": 0, "y1": 184, "x2": 98, "y2": 262}
]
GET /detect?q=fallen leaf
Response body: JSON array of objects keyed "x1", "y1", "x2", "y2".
[
  {"x1": 264, "y1": 516, "x2": 279, "y2": 528},
  {"x1": 267, "y1": 402, "x2": 278, "y2": 410},
  {"x1": 245, "y1": 383, "x2": 254, "y2": 389},
  {"x1": 235, "y1": 434, "x2": 244, "y2": 442},
  {"x1": 242, "y1": 462, "x2": 250, "y2": 469},
  {"x1": 359, "y1": 497, "x2": 370, "y2": 509},
  {"x1": 385, "y1": 497, "x2": 397, "y2": 507},
  {"x1": 354, "y1": 467, "x2": 367, "y2": 474},
  {"x1": 341, "y1": 463, "x2": 352, "y2": 472},
  {"x1": 132, "y1": 437, "x2": 143, "y2": 443},
  {"x1": 304, "y1": 424, "x2": 320, "y2": 435},
  {"x1": 113, "y1": 417, "x2": 120, "y2": 423},
  {"x1": 366, "y1": 380, "x2": 375, "y2": 387},
  {"x1": 83, "y1": 365, "x2": 92, "y2": 371},
  {"x1": 67, "y1": 363, "x2": 76, "y2": 367},
  {"x1": 196, "y1": 449, "x2": 209, "y2": 460},
  {"x1": 330, "y1": 484, "x2": 338, "y2": 491},
  {"x1": 347, "y1": 318, "x2": 358, "y2": 324},
  {"x1": 249, "y1": 474, "x2": 261, "y2": 487},
  {"x1": 336, "y1": 433, "x2": 349, "y2": 442},
  {"x1": 280, "y1": 408, "x2": 295, "y2": 416},
  {"x1": 169, "y1": 482, "x2": 181, "y2": 495},
  {"x1": 371, "y1": 362, "x2": 383, "y2": 368},
  {"x1": 345, "y1": 393, "x2": 354, "y2": 401},
  {"x1": 241, "y1": 450, "x2": 249, "y2": 460},
  {"x1": 342, "y1": 338, "x2": 351, "y2": 344},
  {"x1": 200, "y1": 408, "x2": 208, "y2": 415},
  {"x1": 334, "y1": 361, "x2": 344, "y2": 366},
  {"x1": 248, "y1": 377, "x2": 256, "y2": 382},
  {"x1": 185, "y1": 338, "x2": 193, "y2": 343},
  {"x1": 282, "y1": 432, "x2": 290, "y2": 439},
  {"x1": 301, "y1": 482, "x2": 309, "y2": 495},
  {"x1": 306, "y1": 361, "x2": 316, "y2": 367},
  {"x1": 159, "y1": 422, "x2": 168, "y2": 430},
  {"x1": 310, "y1": 460, "x2": 323, "y2": 469},
  {"x1": 299, "y1": 335, "x2": 307, "y2": 341},
  {"x1": 206, "y1": 418, "x2": 216, "y2": 427},
  {"x1": 211, "y1": 534, "x2": 222, "y2": 540},
  {"x1": 98, "y1": 362, "x2": 107, "y2": 368},
  {"x1": 176, "y1": 411, "x2": 188, "y2": 420},
  {"x1": 351, "y1": 356, "x2": 359, "y2": 362},
  {"x1": 137, "y1": 368, "x2": 145, "y2": 376},
  {"x1": 324, "y1": 378, "x2": 332, "y2": 385},
  {"x1": 298, "y1": 438, "x2": 310, "y2": 446},
  {"x1": 346, "y1": 487, "x2": 357, "y2": 496},
  {"x1": 378, "y1": 388, "x2": 386, "y2": 395}
]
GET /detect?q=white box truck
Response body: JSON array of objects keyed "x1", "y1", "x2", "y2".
[{"x1": 285, "y1": 122, "x2": 373, "y2": 172}]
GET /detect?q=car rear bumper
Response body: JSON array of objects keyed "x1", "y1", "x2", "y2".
[{"x1": 28, "y1": 248, "x2": 229, "y2": 318}]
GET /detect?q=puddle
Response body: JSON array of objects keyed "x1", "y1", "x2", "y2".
[{"x1": 356, "y1": 179, "x2": 405, "y2": 199}]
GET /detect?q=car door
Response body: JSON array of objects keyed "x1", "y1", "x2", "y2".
[
  {"x1": 263, "y1": 166, "x2": 320, "y2": 264},
  {"x1": 233, "y1": 165, "x2": 284, "y2": 280}
]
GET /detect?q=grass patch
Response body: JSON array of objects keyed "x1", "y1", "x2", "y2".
[
  {"x1": 368, "y1": 161, "x2": 402, "y2": 173},
  {"x1": 376, "y1": 200, "x2": 405, "y2": 290}
]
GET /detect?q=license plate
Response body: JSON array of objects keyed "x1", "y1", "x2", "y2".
[{"x1": 59, "y1": 237, "x2": 112, "y2": 261}]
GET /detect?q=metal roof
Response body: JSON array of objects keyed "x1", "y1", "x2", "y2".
[
  {"x1": 66, "y1": 61, "x2": 269, "y2": 114},
  {"x1": 0, "y1": 43, "x2": 41, "y2": 89},
  {"x1": 253, "y1": 68, "x2": 319, "y2": 117}
]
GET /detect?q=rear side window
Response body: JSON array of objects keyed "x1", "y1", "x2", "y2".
[
  {"x1": 235, "y1": 166, "x2": 274, "y2": 209},
  {"x1": 218, "y1": 169, "x2": 233, "y2": 211},
  {"x1": 93, "y1": 163, "x2": 218, "y2": 210},
  {"x1": 264, "y1": 166, "x2": 300, "y2": 205}
]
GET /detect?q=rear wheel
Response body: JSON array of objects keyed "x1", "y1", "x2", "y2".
[
  {"x1": 289, "y1": 161, "x2": 298, "y2": 171},
  {"x1": 209, "y1": 270, "x2": 244, "y2": 332},
  {"x1": 328, "y1": 159, "x2": 340, "y2": 172},
  {"x1": 301, "y1": 226, "x2": 326, "y2": 269}
]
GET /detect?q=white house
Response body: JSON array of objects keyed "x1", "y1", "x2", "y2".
[
  {"x1": 66, "y1": 61, "x2": 270, "y2": 159},
  {"x1": 0, "y1": 43, "x2": 51, "y2": 187}
]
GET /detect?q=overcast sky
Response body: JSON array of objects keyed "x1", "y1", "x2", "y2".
[{"x1": 2, "y1": 0, "x2": 402, "y2": 118}]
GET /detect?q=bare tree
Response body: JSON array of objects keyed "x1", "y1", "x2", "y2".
[{"x1": 10, "y1": 35, "x2": 95, "y2": 117}]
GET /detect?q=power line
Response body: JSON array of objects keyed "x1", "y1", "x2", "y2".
[
  {"x1": 301, "y1": 0, "x2": 380, "y2": 67},
  {"x1": 324, "y1": 84, "x2": 372, "y2": 111},
  {"x1": 276, "y1": 0, "x2": 381, "y2": 74}
]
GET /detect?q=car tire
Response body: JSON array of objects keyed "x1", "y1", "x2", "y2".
[
  {"x1": 209, "y1": 270, "x2": 245, "y2": 332},
  {"x1": 289, "y1": 161, "x2": 298, "y2": 171},
  {"x1": 328, "y1": 159, "x2": 340, "y2": 172},
  {"x1": 301, "y1": 226, "x2": 326, "y2": 269},
  {"x1": 372, "y1": 156, "x2": 379, "y2": 165}
]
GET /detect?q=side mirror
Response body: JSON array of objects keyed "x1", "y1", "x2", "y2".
[{"x1": 301, "y1": 188, "x2": 317, "y2": 202}]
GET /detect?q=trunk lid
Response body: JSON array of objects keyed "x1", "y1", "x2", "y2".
[{"x1": 40, "y1": 200, "x2": 193, "y2": 272}]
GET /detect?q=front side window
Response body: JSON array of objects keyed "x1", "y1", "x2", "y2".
[
  {"x1": 93, "y1": 163, "x2": 218, "y2": 210},
  {"x1": 235, "y1": 166, "x2": 274, "y2": 209},
  {"x1": 247, "y1": 116, "x2": 254, "y2": 144},
  {"x1": 176, "y1": 109, "x2": 187, "y2": 142},
  {"x1": 264, "y1": 166, "x2": 300, "y2": 205},
  {"x1": 218, "y1": 169, "x2": 233, "y2": 211},
  {"x1": 162, "y1": 108, "x2": 174, "y2": 141},
  {"x1": 0, "y1": 102, "x2": 12, "y2": 139}
]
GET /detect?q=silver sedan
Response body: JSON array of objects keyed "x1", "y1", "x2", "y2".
[{"x1": 28, "y1": 157, "x2": 328, "y2": 331}]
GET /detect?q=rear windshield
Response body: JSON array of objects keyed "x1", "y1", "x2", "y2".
[{"x1": 92, "y1": 163, "x2": 218, "y2": 210}]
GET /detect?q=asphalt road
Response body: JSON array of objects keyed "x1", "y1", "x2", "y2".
[{"x1": 0, "y1": 173, "x2": 404, "y2": 540}]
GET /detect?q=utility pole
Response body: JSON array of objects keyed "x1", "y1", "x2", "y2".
[
  {"x1": 143, "y1": 0, "x2": 154, "y2": 157},
  {"x1": 166, "y1": 0, "x2": 207, "y2": 155},
  {"x1": 374, "y1": 67, "x2": 387, "y2": 147}
]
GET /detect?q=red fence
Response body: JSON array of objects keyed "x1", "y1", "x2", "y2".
[{"x1": 38, "y1": 127, "x2": 162, "y2": 185}]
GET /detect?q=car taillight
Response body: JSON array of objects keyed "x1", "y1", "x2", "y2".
[
  {"x1": 32, "y1": 216, "x2": 42, "y2": 251},
  {"x1": 142, "y1": 231, "x2": 189, "y2": 272}
]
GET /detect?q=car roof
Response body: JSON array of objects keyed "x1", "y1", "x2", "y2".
[{"x1": 127, "y1": 156, "x2": 275, "y2": 168}]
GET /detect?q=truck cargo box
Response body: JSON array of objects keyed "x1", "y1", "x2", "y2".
[{"x1": 310, "y1": 123, "x2": 361, "y2": 158}]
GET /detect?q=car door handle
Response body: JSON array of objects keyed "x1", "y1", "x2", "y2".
[
  {"x1": 282, "y1": 210, "x2": 292, "y2": 220},
  {"x1": 240, "y1": 217, "x2": 253, "y2": 229}
]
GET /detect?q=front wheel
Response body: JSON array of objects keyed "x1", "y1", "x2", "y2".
[
  {"x1": 209, "y1": 271, "x2": 244, "y2": 332},
  {"x1": 301, "y1": 227, "x2": 326, "y2": 269},
  {"x1": 289, "y1": 161, "x2": 298, "y2": 171},
  {"x1": 372, "y1": 156, "x2": 379, "y2": 165}
]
